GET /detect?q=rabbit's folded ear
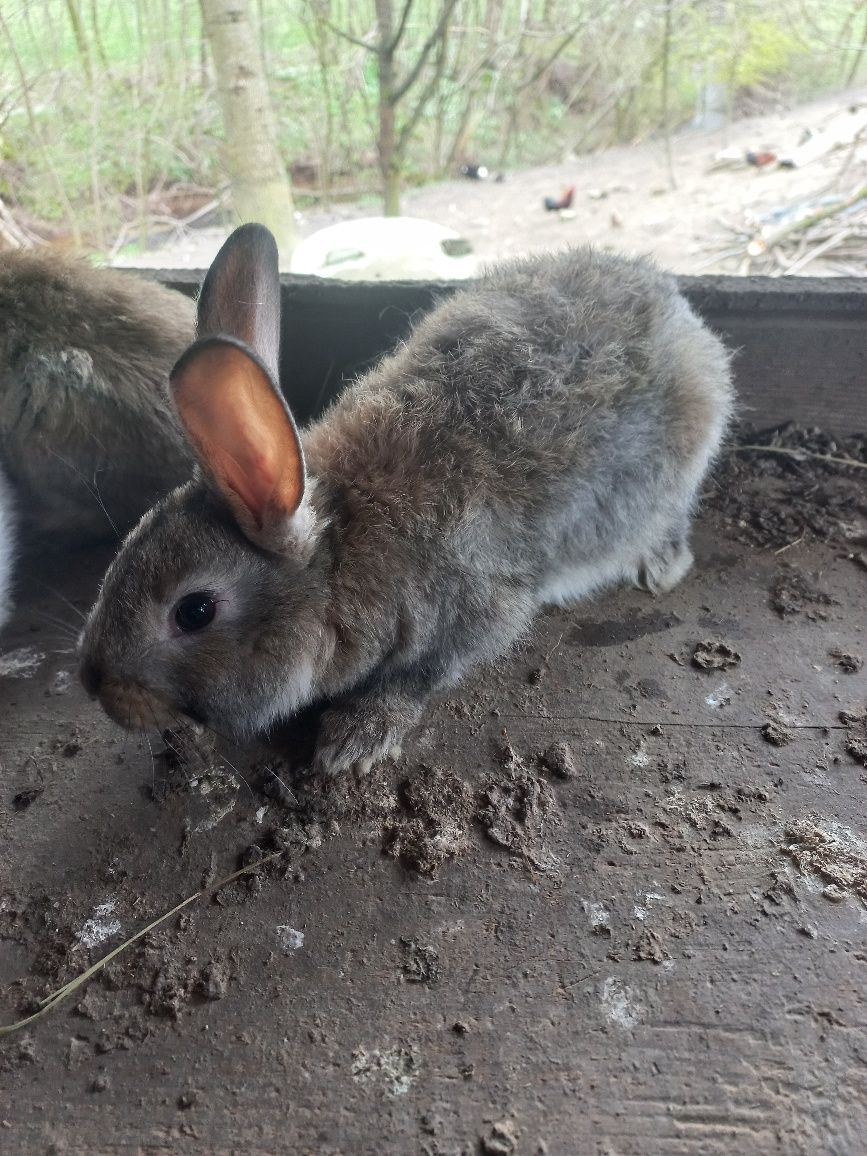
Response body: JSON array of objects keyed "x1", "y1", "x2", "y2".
[{"x1": 169, "y1": 226, "x2": 316, "y2": 556}]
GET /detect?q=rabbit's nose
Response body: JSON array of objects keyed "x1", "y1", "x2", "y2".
[{"x1": 80, "y1": 658, "x2": 102, "y2": 697}]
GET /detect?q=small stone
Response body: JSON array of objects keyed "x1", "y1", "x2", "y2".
[
  {"x1": 761, "y1": 721, "x2": 792, "y2": 747},
  {"x1": 798, "y1": 924, "x2": 818, "y2": 939},
  {"x1": 452, "y1": 1020, "x2": 469, "y2": 1035},
  {"x1": 89, "y1": 1074, "x2": 109, "y2": 1093},
  {"x1": 540, "y1": 741, "x2": 576, "y2": 780},
  {"x1": 480, "y1": 1120, "x2": 518, "y2": 1155},
  {"x1": 177, "y1": 1091, "x2": 198, "y2": 1110}
]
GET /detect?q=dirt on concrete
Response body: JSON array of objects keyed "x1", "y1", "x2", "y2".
[{"x1": 1, "y1": 428, "x2": 867, "y2": 1152}]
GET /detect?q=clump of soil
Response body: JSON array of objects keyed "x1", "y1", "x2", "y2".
[
  {"x1": 383, "y1": 765, "x2": 474, "y2": 876},
  {"x1": 691, "y1": 640, "x2": 741, "y2": 670},
  {"x1": 782, "y1": 817, "x2": 867, "y2": 903},
  {"x1": 708, "y1": 424, "x2": 867, "y2": 550},
  {"x1": 12, "y1": 786, "x2": 44, "y2": 811},
  {"x1": 841, "y1": 706, "x2": 867, "y2": 767},
  {"x1": 401, "y1": 938, "x2": 439, "y2": 985},
  {"x1": 540, "y1": 740, "x2": 577, "y2": 780},
  {"x1": 762, "y1": 720, "x2": 793, "y2": 747},
  {"x1": 479, "y1": 1120, "x2": 519, "y2": 1155},
  {"x1": 632, "y1": 927, "x2": 670, "y2": 964},
  {"x1": 770, "y1": 567, "x2": 834, "y2": 619},
  {"x1": 155, "y1": 725, "x2": 240, "y2": 832},
  {"x1": 830, "y1": 649, "x2": 863, "y2": 674}
]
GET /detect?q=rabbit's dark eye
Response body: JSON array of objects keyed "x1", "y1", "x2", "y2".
[{"x1": 175, "y1": 592, "x2": 217, "y2": 633}]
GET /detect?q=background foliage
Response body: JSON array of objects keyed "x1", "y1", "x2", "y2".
[{"x1": 0, "y1": 0, "x2": 864, "y2": 252}]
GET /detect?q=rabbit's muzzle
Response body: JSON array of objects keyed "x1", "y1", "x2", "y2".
[{"x1": 87, "y1": 671, "x2": 177, "y2": 733}]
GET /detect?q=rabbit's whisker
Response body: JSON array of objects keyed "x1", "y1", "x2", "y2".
[
  {"x1": 43, "y1": 446, "x2": 120, "y2": 540},
  {"x1": 32, "y1": 579, "x2": 87, "y2": 624}
]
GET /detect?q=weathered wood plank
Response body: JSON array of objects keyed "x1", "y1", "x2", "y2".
[{"x1": 140, "y1": 269, "x2": 867, "y2": 432}]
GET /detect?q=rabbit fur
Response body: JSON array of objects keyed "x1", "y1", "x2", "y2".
[
  {"x1": 0, "y1": 250, "x2": 195, "y2": 629},
  {"x1": 80, "y1": 224, "x2": 733, "y2": 776}
]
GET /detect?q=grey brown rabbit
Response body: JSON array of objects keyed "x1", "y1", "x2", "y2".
[
  {"x1": 0, "y1": 250, "x2": 195, "y2": 628},
  {"x1": 80, "y1": 224, "x2": 733, "y2": 776}
]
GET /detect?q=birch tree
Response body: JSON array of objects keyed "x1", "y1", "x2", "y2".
[{"x1": 200, "y1": 0, "x2": 295, "y2": 252}]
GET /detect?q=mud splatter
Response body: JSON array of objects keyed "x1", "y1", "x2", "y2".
[
  {"x1": 0, "y1": 647, "x2": 45, "y2": 679},
  {"x1": 351, "y1": 1045, "x2": 420, "y2": 1097},
  {"x1": 275, "y1": 926, "x2": 305, "y2": 953},
  {"x1": 692, "y1": 640, "x2": 741, "y2": 671},
  {"x1": 782, "y1": 817, "x2": 867, "y2": 903},
  {"x1": 599, "y1": 976, "x2": 642, "y2": 1028}
]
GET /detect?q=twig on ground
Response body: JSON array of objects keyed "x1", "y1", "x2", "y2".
[
  {"x1": 733, "y1": 445, "x2": 867, "y2": 470},
  {"x1": 0, "y1": 849, "x2": 286, "y2": 1037}
]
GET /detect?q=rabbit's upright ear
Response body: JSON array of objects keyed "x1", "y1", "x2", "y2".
[
  {"x1": 169, "y1": 225, "x2": 316, "y2": 556},
  {"x1": 194, "y1": 222, "x2": 282, "y2": 378}
]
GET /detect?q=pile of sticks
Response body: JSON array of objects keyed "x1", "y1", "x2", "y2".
[{"x1": 718, "y1": 182, "x2": 867, "y2": 276}]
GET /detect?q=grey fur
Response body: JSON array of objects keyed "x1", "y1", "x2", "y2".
[
  {"x1": 80, "y1": 239, "x2": 733, "y2": 775},
  {"x1": 0, "y1": 250, "x2": 194, "y2": 551}
]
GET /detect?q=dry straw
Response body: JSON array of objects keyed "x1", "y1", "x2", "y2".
[{"x1": 0, "y1": 850, "x2": 286, "y2": 1037}]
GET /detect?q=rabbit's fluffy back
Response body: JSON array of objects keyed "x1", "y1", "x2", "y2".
[
  {"x1": 0, "y1": 252, "x2": 194, "y2": 546},
  {"x1": 307, "y1": 248, "x2": 732, "y2": 634}
]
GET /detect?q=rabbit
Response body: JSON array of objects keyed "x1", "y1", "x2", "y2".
[
  {"x1": 0, "y1": 250, "x2": 195, "y2": 548},
  {"x1": 79, "y1": 223, "x2": 733, "y2": 777},
  {"x1": 0, "y1": 249, "x2": 195, "y2": 629}
]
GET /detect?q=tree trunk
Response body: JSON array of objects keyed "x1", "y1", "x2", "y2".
[
  {"x1": 380, "y1": 90, "x2": 400, "y2": 216},
  {"x1": 660, "y1": 0, "x2": 676, "y2": 190},
  {"x1": 199, "y1": 0, "x2": 295, "y2": 253},
  {"x1": 64, "y1": 0, "x2": 93, "y2": 86},
  {"x1": 374, "y1": 0, "x2": 400, "y2": 216}
]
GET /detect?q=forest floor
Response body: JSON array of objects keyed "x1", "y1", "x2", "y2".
[{"x1": 118, "y1": 87, "x2": 867, "y2": 278}]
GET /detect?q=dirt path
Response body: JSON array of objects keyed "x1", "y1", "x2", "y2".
[{"x1": 118, "y1": 88, "x2": 867, "y2": 277}]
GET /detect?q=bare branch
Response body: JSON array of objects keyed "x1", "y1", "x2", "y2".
[
  {"x1": 388, "y1": 0, "x2": 415, "y2": 54},
  {"x1": 391, "y1": 0, "x2": 459, "y2": 105},
  {"x1": 397, "y1": 16, "x2": 450, "y2": 153},
  {"x1": 321, "y1": 16, "x2": 377, "y2": 53},
  {"x1": 515, "y1": 23, "x2": 585, "y2": 94}
]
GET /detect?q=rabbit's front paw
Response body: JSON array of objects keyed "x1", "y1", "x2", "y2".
[{"x1": 312, "y1": 702, "x2": 404, "y2": 778}]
